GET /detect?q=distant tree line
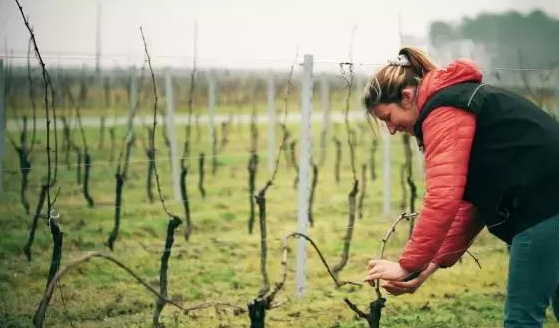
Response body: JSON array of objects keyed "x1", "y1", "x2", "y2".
[{"x1": 429, "y1": 10, "x2": 559, "y2": 69}]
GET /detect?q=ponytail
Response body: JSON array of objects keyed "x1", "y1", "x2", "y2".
[
  {"x1": 399, "y1": 47, "x2": 438, "y2": 79},
  {"x1": 362, "y1": 47, "x2": 438, "y2": 109}
]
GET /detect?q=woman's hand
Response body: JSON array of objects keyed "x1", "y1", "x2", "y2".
[
  {"x1": 380, "y1": 262, "x2": 439, "y2": 296},
  {"x1": 365, "y1": 259, "x2": 410, "y2": 283},
  {"x1": 382, "y1": 276, "x2": 426, "y2": 295}
]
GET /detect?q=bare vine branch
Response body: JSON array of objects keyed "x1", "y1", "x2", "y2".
[
  {"x1": 308, "y1": 162, "x2": 318, "y2": 227},
  {"x1": 343, "y1": 297, "x2": 385, "y2": 328},
  {"x1": 26, "y1": 35, "x2": 37, "y2": 151},
  {"x1": 250, "y1": 231, "x2": 362, "y2": 328},
  {"x1": 140, "y1": 26, "x2": 176, "y2": 218},
  {"x1": 16, "y1": 1, "x2": 61, "y2": 278},
  {"x1": 344, "y1": 212, "x2": 417, "y2": 328},
  {"x1": 333, "y1": 27, "x2": 360, "y2": 277},
  {"x1": 140, "y1": 28, "x2": 184, "y2": 328},
  {"x1": 15, "y1": 0, "x2": 59, "y2": 214},
  {"x1": 274, "y1": 233, "x2": 362, "y2": 295},
  {"x1": 180, "y1": 24, "x2": 197, "y2": 240},
  {"x1": 253, "y1": 50, "x2": 298, "y2": 294},
  {"x1": 358, "y1": 163, "x2": 367, "y2": 219},
  {"x1": 33, "y1": 252, "x2": 180, "y2": 327},
  {"x1": 375, "y1": 212, "x2": 418, "y2": 299},
  {"x1": 33, "y1": 251, "x2": 245, "y2": 328}
]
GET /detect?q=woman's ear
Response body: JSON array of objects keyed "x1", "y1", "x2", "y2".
[{"x1": 401, "y1": 87, "x2": 416, "y2": 108}]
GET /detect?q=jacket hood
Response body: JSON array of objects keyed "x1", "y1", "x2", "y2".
[{"x1": 416, "y1": 59, "x2": 483, "y2": 112}]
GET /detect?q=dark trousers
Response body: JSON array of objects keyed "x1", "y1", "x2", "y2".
[{"x1": 504, "y1": 212, "x2": 559, "y2": 327}]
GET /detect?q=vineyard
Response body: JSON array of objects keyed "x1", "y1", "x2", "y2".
[{"x1": 2, "y1": 3, "x2": 559, "y2": 328}]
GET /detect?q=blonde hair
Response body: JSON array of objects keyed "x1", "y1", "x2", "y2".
[{"x1": 363, "y1": 47, "x2": 438, "y2": 110}]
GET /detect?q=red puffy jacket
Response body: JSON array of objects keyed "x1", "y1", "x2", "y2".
[{"x1": 399, "y1": 59, "x2": 485, "y2": 272}]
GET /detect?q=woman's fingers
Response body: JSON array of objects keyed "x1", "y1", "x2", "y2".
[
  {"x1": 389, "y1": 280, "x2": 416, "y2": 288},
  {"x1": 382, "y1": 283, "x2": 407, "y2": 296},
  {"x1": 386, "y1": 278, "x2": 421, "y2": 294},
  {"x1": 364, "y1": 271, "x2": 381, "y2": 282},
  {"x1": 365, "y1": 261, "x2": 382, "y2": 281},
  {"x1": 382, "y1": 282, "x2": 414, "y2": 295},
  {"x1": 365, "y1": 259, "x2": 408, "y2": 282},
  {"x1": 367, "y1": 262, "x2": 435, "y2": 296},
  {"x1": 365, "y1": 265, "x2": 388, "y2": 281},
  {"x1": 367, "y1": 259, "x2": 380, "y2": 270}
]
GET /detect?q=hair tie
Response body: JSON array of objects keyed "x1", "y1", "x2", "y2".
[{"x1": 388, "y1": 54, "x2": 410, "y2": 67}]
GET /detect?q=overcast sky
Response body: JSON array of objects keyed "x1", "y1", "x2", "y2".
[{"x1": 1, "y1": 0, "x2": 558, "y2": 71}]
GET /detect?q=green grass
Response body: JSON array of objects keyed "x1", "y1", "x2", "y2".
[{"x1": 1, "y1": 118, "x2": 558, "y2": 328}]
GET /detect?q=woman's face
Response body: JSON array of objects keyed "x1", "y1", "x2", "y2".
[{"x1": 369, "y1": 87, "x2": 418, "y2": 136}]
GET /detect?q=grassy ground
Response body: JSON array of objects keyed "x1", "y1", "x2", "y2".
[{"x1": 1, "y1": 118, "x2": 558, "y2": 328}]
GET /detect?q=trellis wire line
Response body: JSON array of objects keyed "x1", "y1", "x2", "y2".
[
  {"x1": 43, "y1": 250, "x2": 499, "y2": 294},
  {"x1": 23, "y1": 239, "x2": 505, "y2": 302},
  {"x1": 8, "y1": 167, "x2": 418, "y2": 223},
  {"x1": 40, "y1": 219, "x2": 499, "y2": 259},
  {"x1": 51, "y1": 223, "x2": 494, "y2": 272},
  {"x1": 8, "y1": 188, "x2": 425, "y2": 233},
  {"x1": 2, "y1": 53, "x2": 556, "y2": 72},
  {"x1": 32, "y1": 226, "x2": 507, "y2": 265},
  {"x1": 5, "y1": 111, "x2": 371, "y2": 130},
  {"x1": 8, "y1": 171, "x2": 402, "y2": 193},
  {"x1": 19, "y1": 250, "x2": 359, "y2": 291},
  {"x1": 56, "y1": 247, "x2": 491, "y2": 286},
  {"x1": 2, "y1": 148, "x2": 300, "y2": 170},
  {"x1": 116, "y1": 237, "x2": 508, "y2": 259},
  {"x1": 137, "y1": 214, "x2": 497, "y2": 259},
  {"x1": 13, "y1": 194, "x2": 421, "y2": 230},
  {"x1": 1, "y1": 52, "x2": 306, "y2": 65},
  {"x1": 0, "y1": 138, "x2": 418, "y2": 176},
  {"x1": 7, "y1": 161, "x2": 416, "y2": 215},
  {"x1": 3, "y1": 168, "x2": 490, "y2": 262},
  {"x1": 314, "y1": 60, "x2": 559, "y2": 72}
]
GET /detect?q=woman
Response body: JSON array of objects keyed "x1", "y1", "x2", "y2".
[{"x1": 363, "y1": 46, "x2": 559, "y2": 327}]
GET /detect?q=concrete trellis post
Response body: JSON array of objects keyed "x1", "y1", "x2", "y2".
[
  {"x1": 128, "y1": 66, "x2": 137, "y2": 131},
  {"x1": 296, "y1": 54, "x2": 313, "y2": 297},
  {"x1": 125, "y1": 66, "x2": 137, "y2": 162},
  {"x1": 382, "y1": 128, "x2": 392, "y2": 217},
  {"x1": 0, "y1": 60, "x2": 4, "y2": 194},
  {"x1": 267, "y1": 73, "x2": 276, "y2": 173},
  {"x1": 165, "y1": 69, "x2": 181, "y2": 201},
  {"x1": 208, "y1": 71, "x2": 217, "y2": 175},
  {"x1": 319, "y1": 74, "x2": 329, "y2": 165}
]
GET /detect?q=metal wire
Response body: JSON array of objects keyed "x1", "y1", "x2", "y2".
[{"x1": 2, "y1": 52, "x2": 556, "y2": 71}]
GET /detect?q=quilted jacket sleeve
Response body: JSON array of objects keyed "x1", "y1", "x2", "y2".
[
  {"x1": 399, "y1": 106, "x2": 477, "y2": 273},
  {"x1": 432, "y1": 201, "x2": 484, "y2": 268}
]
